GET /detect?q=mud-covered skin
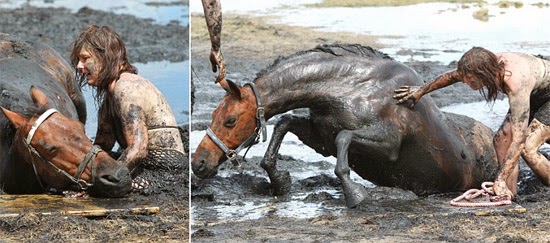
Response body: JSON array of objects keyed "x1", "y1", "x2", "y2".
[
  {"x1": 394, "y1": 70, "x2": 461, "y2": 108},
  {"x1": 0, "y1": 35, "x2": 131, "y2": 196},
  {"x1": 201, "y1": 0, "x2": 225, "y2": 83},
  {"x1": 94, "y1": 72, "x2": 185, "y2": 176},
  {"x1": 193, "y1": 44, "x2": 499, "y2": 207}
]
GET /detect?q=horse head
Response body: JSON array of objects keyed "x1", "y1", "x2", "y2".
[
  {"x1": 1, "y1": 87, "x2": 132, "y2": 197},
  {"x1": 192, "y1": 79, "x2": 265, "y2": 178}
]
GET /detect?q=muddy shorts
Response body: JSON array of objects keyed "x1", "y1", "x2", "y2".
[{"x1": 531, "y1": 56, "x2": 550, "y2": 125}]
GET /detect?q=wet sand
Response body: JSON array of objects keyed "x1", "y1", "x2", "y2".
[{"x1": 191, "y1": 12, "x2": 550, "y2": 242}]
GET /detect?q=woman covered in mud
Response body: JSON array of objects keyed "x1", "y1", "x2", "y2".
[
  {"x1": 394, "y1": 47, "x2": 550, "y2": 200},
  {"x1": 70, "y1": 25, "x2": 185, "y2": 190}
]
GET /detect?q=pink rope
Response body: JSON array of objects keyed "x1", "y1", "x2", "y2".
[{"x1": 449, "y1": 182, "x2": 512, "y2": 207}]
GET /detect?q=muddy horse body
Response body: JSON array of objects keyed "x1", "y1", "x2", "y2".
[
  {"x1": 193, "y1": 44, "x2": 499, "y2": 207},
  {"x1": 0, "y1": 34, "x2": 131, "y2": 196}
]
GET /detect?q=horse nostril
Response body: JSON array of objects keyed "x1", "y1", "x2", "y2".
[{"x1": 101, "y1": 174, "x2": 120, "y2": 184}]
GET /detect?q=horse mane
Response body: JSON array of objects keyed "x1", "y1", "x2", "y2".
[{"x1": 255, "y1": 44, "x2": 392, "y2": 79}]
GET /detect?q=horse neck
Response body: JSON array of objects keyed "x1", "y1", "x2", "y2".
[{"x1": 254, "y1": 75, "x2": 336, "y2": 119}]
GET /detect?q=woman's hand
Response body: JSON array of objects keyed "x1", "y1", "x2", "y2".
[
  {"x1": 492, "y1": 176, "x2": 513, "y2": 200},
  {"x1": 393, "y1": 85, "x2": 423, "y2": 108}
]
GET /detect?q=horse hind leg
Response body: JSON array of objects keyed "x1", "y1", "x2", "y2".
[{"x1": 335, "y1": 125, "x2": 402, "y2": 208}]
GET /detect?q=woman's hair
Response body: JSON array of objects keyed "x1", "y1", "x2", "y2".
[
  {"x1": 70, "y1": 25, "x2": 137, "y2": 102},
  {"x1": 457, "y1": 47, "x2": 506, "y2": 102}
]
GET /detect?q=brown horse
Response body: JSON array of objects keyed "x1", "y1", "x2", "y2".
[
  {"x1": 193, "y1": 44, "x2": 500, "y2": 207},
  {"x1": 0, "y1": 34, "x2": 131, "y2": 197}
]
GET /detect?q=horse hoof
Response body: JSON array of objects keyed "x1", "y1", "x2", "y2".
[
  {"x1": 272, "y1": 170, "x2": 291, "y2": 196},
  {"x1": 344, "y1": 183, "x2": 367, "y2": 208}
]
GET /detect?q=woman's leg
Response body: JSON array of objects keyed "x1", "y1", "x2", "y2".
[{"x1": 521, "y1": 118, "x2": 550, "y2": 186}]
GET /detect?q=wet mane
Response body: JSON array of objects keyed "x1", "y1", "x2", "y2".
[{"x1": 256, "y1": 44, "x2": 392, "y2": 79}]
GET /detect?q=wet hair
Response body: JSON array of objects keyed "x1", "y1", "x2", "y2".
[
  {"x1": 70, "y1": 25, "x2": 137, "y2": 102},
  {"x1": 457, "y1": 47, "x2": 506, "y2": 102}
]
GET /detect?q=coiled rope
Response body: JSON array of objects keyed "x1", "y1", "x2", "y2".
[{"x1": 449, "y1": 182, "x2": 512, "y2": 207}]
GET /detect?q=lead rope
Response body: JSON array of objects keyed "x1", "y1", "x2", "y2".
[{"x1": 449, "y1": 182, "x2": 512, "y2": 207}]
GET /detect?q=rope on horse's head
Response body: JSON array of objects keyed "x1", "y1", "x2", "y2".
[{"x1": 449, "y1": 182, "x2": 512, "y2": 207}]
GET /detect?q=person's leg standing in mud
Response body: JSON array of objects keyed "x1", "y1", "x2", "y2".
[
  {"x1": 522, "y1": 102, "x2": 550, "y2": 186},
  {"x1": 201, "y1": 0, "x2": 226, "y2": 83}
]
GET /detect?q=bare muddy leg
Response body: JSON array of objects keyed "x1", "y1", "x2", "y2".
[
  {"x1": 493, "y1": 113, "x2": 519, "y2": 195},
  {"x1": 335, "y1": 125, "x2": 402, "y2": 208},
  {"x1": 522, "y1": 119, "x2": 550, "y2": 186}
]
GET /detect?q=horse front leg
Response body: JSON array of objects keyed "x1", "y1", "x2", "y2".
[
  {"x1": 261, "y1": 114, "x2": 316, "y2": 196},
  {"x1": 335, "y1": 125, "x2": 402, "y2": 208}
]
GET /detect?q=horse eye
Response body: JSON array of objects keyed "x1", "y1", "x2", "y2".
[{"x1": 224, "y1": 117, "x2": 237, "y2": 127}]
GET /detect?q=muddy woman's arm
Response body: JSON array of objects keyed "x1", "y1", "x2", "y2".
[
  {"x1": 114, "y1": 92, "x2": 149, "y2": 176},
  {"x1": 394, "y1": 70, "x2": 462, "y2": 108},
  {"x1": 493, "y1": 90, "x2": 530, "y2": 197},
  {"x1": 202, "y1": 0, "x2": 226, "y2": 83}
]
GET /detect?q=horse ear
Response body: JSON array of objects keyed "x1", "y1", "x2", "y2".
[
  {"x1": 30, "y1": 86, "x2": 51, "y2": 108},
  {"x1": 226, "y1": 79, "x2": 242, "y2": 99},
  {"x1": 0, "y1": 107, "x2": 28, "y2": 130}
]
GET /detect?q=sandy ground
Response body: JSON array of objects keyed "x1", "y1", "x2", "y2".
[
  {"x1": 190, "y1": 12, "x2": 550, "y2": 243},
  {"x1": 0, "y1": 4, "x2": 189, "y2": 242}
]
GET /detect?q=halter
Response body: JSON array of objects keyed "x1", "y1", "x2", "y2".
[
  {"x1": 23, "y1": 108, "x2": 101, "y2": 191},
  {"x1": 207, "y1": 82, "x2": 267, "y2": 162}
]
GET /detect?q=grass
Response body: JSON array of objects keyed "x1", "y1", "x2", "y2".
[{"x1": 307, "y1": 0, "x2": 484, "y2": 7}]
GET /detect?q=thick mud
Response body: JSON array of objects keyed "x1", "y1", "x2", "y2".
[
  {"x1": 0, "y1": 3, "x2": 189, "y2": 242},
  {"x1": 191, "y1": 13, "x2": 550, "y2": 242}
]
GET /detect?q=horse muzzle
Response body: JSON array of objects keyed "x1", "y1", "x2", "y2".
[
  {"x1": 87, "y1": 166, "x2": 132, "y2": 197},
  {"x1": 191, "y1": 148, "x2": 221, "y2": 179}
]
